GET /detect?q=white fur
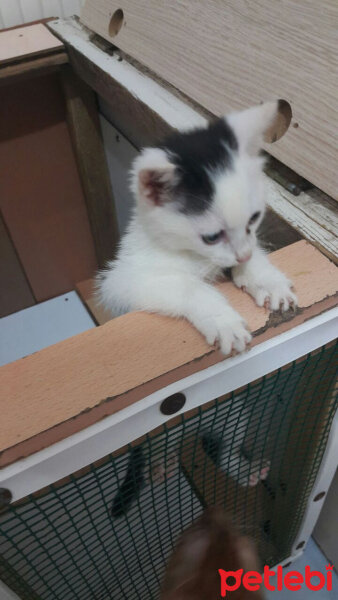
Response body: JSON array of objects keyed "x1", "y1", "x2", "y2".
[{"x1": 98, "y1": 102, "x2": 297, "y2": 354}]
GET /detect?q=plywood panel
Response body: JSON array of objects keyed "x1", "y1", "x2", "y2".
[
  {"x1": 0, "y1": 74, "x2": 98, "y2": 301},
  {"x1": 81, "y1": 0, "x2": 338, "y2": 201},
  {"x1": 61, "y1": 67, "x2": 119, "y2": 267},
  {"x1": 0, "y1": 212, "x2": 35, "y2": 317},
  {"x1": 0, "y1": 241, "x2": 337, "y2": 467},
  {"x1": 0, "y1": 23, "x2": 63, "y2": 64}
]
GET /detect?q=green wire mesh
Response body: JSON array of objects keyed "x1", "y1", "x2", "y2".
[{"x1": 0, "y1": 342, "x2": 337, "y2": 600}]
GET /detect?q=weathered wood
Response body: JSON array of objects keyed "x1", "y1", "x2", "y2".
[
  {"x1": 61, "y1": 65, "x2": 119, "y2": 267},
  {"x1": 81, "y1": 0, "x2": 338, "y2": 203},
  {"x1": 266, "y1": 178, "x2": 338, "y2": 264},
  {"x1": 0, "y1": 23, "x2": 63, "y2": 64},
  {"x1": 0, "y1": 241, "x2": 337, "y2": 468},
  {"x1": 0, "y1": 213, "x2": 35, "y2": 318},
  {"x1": 48, "y1": 18, "x2": 338, "y2": 263},
  {"x1": 48, "y1": 18, "x2": 207, "y2": 147}
]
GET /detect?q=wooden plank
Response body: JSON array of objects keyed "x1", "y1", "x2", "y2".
[
  {"x1": 48, "y1": 18, "x2": 207, "y2": 147},
  {"x1": 48, "y1": 18, "x2": 337, "y2": 263},
  {"x1": 61, "y1": 66, "x2": 120, "y2": 267},
  {"x1": 0, "y1": 23, "x2": 63, "y2": 64},
  {"x1": 81, "y1": 0, "x2": 338, "y2": 202},
  {"x1": 265, "y1": 178, "x2": 338, "y2": 264},
  {"x1": 0, "y1": 73, "x2": 98, "y2": 301},
  {"x1": 0, "y1": 241, "x2": 337, "y2": 468},
  {"x1": 0, "y1": 212, "x2": 35, "y2": 318},
  {"x1": 76, "y1": 278, "x2": 112, "y2": 324},
  {"x1": 0, "y1": 50, "x2": 68, "y2": 83},
  {"x1": 0, "y1": 17, "x2": 60, "y2": 34}
]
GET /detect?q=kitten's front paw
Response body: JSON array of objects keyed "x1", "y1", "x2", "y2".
[
  {"x1": 233, "y1": 268, "x2": 297, "y2": 312},
  {"x1": 200, "y1": 309, "x2": 252, "y2": 355}
]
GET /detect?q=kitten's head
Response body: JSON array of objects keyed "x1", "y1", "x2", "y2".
[{"x1": 131, "y1": 100, "x2": 291, "y2": 268}]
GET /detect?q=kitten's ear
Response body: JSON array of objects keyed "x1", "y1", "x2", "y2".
[
  {"x1": 131, "y1": 148, "x2": 177, "y2": 205},
  {"x1": 227, "y1": 99, "x2": 292, "y2": 154}
]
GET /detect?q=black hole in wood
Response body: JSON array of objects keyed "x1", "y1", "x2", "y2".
[
  {"x1": 296, "y1": 541, "x2": 305, "y2": 549},
  {"x1": 0, "y1": 488, "x2": 12, "y2": 509},
  {"x1": 283, "y1": 562, "x2": 291, "y2": 569},
  {"x1": 160, "y1": 393, "x2": 186, "y2": 415},
  {"x1": 313, "y1": 491, "x2": 326, "y2": 502},
  {"x1": 108, "y1": 9, "x2": 124, "y2": 37}
]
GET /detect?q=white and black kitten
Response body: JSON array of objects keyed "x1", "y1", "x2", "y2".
[{"x1": 98, "y1": 101, "x2": 297, "y2": 354}]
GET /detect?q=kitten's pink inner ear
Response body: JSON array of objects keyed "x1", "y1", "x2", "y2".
[
  {"x1": 264, "y1": 99, "x2": 292, "y2": 143},
  {"x1": 138, "y1": 166, "x2": 175, "y2": 205}
]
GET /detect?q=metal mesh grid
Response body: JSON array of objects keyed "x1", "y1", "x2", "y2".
[{"x1": 1, "y1": 342, "x2": 337, "y2": 600}]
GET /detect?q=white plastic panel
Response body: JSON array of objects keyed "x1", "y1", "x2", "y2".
[
  {"x1": 99, "y1": 115, "x2": 138, "y2": 235},
  {"x1": 0, "y1": 292, "x2": 95, "y2": 367}
]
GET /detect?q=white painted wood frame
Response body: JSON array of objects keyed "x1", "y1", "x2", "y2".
[{"x1": 49, "y1": 17, "x2": 338, "y2": 263}]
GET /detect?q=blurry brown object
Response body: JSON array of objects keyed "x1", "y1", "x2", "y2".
[{"x1": 161, "y1": 507, "x2": 264, "y2": 599}]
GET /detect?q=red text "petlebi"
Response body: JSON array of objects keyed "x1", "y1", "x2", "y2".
[{"x1": 218, "y1": 564, "x2": 333, "y2": 596}]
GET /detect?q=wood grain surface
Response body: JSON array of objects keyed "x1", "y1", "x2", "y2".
[
  {"x1": 0, "y1": 23, "x2": 63, "y2": 64},
  {"x1": 81, "y1": 0, "x2": 338, "y2": 201}
]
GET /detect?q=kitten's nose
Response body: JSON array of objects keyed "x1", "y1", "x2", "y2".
[{"x1": 236, "y1": 252, "x2": 252, "y2": 263}]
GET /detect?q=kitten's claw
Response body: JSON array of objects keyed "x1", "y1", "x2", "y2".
[
  {"x1": 201, "y1": 310, "x2": 252, "y2": 356},
  {"x1": 233, "y1": 268, "x2": 298, "y2": 313}
]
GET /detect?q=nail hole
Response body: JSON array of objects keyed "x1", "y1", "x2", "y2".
[
  {"x1": 313, "y1": 491, "x2": 326, "y2": 502},
  {"x1": 283, "y1": 562, "x2": 291, "y2": 569},
  {"x1": 108, "y1": 9, "x2": 124, "y2": 37},
  {"x1": 160, "y1": 393, "x2": 186, "y2": 415},
  {"x1": 296, "y1": 541, "x2": 305, "y2": 549},
  {"x1": 293, "y1": 122, "x2": 299, "y2": 128}
]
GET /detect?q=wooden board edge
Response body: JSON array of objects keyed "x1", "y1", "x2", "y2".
[{"x1": 0, "y1": 293, "x2": 336, "y2": 470}]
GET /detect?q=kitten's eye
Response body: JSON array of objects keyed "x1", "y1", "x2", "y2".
[
  {"x1": 201, "y1": 230, "x2": 224, "y2": 245},
  {"x1": 248, "y1": 211, "x2": 261, "y2": 226}
]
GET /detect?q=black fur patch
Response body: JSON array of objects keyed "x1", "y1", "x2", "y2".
[
  {"x1": 160, "y1": 118, "x2": 238, "y2": 214},
  {"x1": 111, "y1": 446, "x2": 145, "y2": 518}
]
